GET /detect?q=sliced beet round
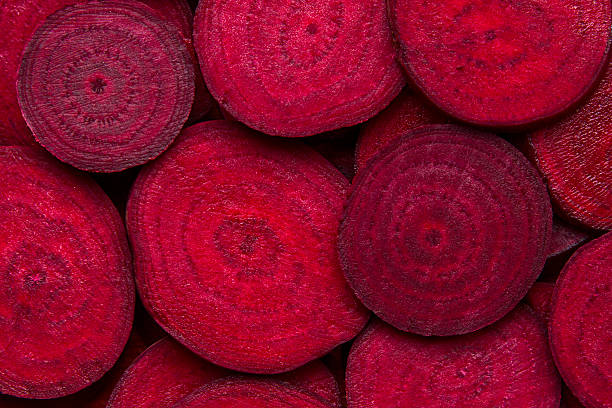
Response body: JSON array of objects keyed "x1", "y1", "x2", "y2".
[
  {"x1": 193, "y1": 0, "x2": 405, "y2": 137},
  {"x1": 549, "y1": 232, "x2": 612, "y2": 408},
  {"x1": 0, "y1": 146, "x2": 134, "y2": 399},
  {"x1": 340, "y1": 125, "x2": 552, "y2": 336},
  {"x1": 527, "y1": 62, "x2": 612, "y2": 231},
  {"x1": 127, "y1": 120, "x2": 369, "y2": 373},
  {"x1": 388, "y1": 0, "x2": 611, "y2": 127},
  {"x1": 346, "y1": 305, "x2": 561, "y2": 407},
  {"x1": 17, "y1": 1, "x2": 195, "y2": 172},
  {"x1": 525, "y1": 282, "x2": 555, "y2": 324}
]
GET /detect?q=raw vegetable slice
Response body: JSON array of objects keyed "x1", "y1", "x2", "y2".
[
  {"x1": 525, "y1": 282, "x2": 555, "y2": 324},
  {"x1": 275, "y1": 361, "x2": 342, "y2": 408}
]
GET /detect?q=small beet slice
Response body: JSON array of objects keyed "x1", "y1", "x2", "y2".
[
  {"x1": 549, "y1": 232, "x2": 612, "y2": 408},
  {"x1": 275, "y1": 361, "x2": 342, "y2": 408},
  {"x1": 548, "y1": 218, "x2": 591, "y2": 259},
  {"x1": 346, "y1": 305, "x2": 561, "y2": 408},
  {"x1": 0, "y1": 147, "x2": 134, "y2": 399},
  {"x1": 127, "y1": 120, "x2": 369, "y2": 373},
  {"x1": 525, "y1": 282, "x2": 555, "y2": 324},
  {"x1": 388, "y1": 0, "x2": 611, "y2": 127},
  {"x1": 193, "y1": 0, "x2": 405, "y2": 137},
  {"x1": 527, "y1": 62, "x2": 612, "y2": 231},
  {"x1": 17, "y1": 1, "x2": 194, "y2": 172},
  {"x1": 340, "y1": 125, "x2": 552, "y2": 336}
]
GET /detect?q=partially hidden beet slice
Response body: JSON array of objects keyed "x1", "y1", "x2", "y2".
[
  {"x1": 346, "y1": 305, "x2": 561, "y2": 408},
  {"x1": 193, "y1": 0, "x2": 405, "y2": 137},
  {"x1": 340, "y1": 125, "x2": 552, "y2": 336},
  {"x1": 527, "y1": 61, "x2": 612, "y2": 231},
  {"x1": 127, "y1": 120, "x2": 369, "y2": 373},
  {"x1": 549, "y1": 232, "x2": 612, "y2": 408},
  {"x1": 548, "y1": 218, "x2": 591, "y2": 259},
  {"x1": 274, "y1": 360, "x2": 342, "y2": 408},
  {"x1": 525, "y1": 282, "x2": 555, "y2": 324},
  {"x1": 0, "y1": 147, "x2": 134, "y2": 399},
  {"x1": 17, "y1": 1, "x2": 195, "y2": 172},
  {"x1": 388, "y1": 0, "x2": 611, "y2": 127}
]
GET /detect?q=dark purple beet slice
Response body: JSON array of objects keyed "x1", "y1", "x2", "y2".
[
  {"x1": 17, "y1": 1, "x2": 195, "y2": 172},
  {"x1": 0, "y1": 146, "x2": 134, "y2": 399},
  {"x1": 525, "y1": 282, "x2": 555, "y2": 324},
  {"x1": 388, "y1": 0, "x2": 611, "y2": 127},
  {"x1": 548, "y1": 218, "x2": 591, "y2": 259},
  {"x1": 549, "y1": 232, "x2": 612, "y2": 408},
  {"x1": 346, "y1": 305, "x2": 561, "y2": 407},
  {"x1": 340, "y1": 125, "x2": 552, "y2": 336},
  {"x1": 193, "y1": 0, "x2": 405, "y2": 137},
  {"x1": 127, "y1": 120, "x2": 369, "y2": 373}
]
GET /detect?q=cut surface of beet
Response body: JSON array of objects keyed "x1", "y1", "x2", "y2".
[
  {"x1": 550, "y1": 232, "x2": 612, "y2": 408},
  {"x1": 388, "y1": 0, "x2": 611, "y2": 127},
  {"x1": 528, "y1": 62, "x2": 612, "y2": 231},
  {"x1": 346, "y1": 305, "x2": 561, "y2": 408},
  {"x1": 17, "y1": 1, "x2": 194, "y2": 172},
  {"x1": 127, "y1": 120, "x2": 369, "y2": 373},
  {"x1": 548, "y1": 218, "x2": 591, "y2": 259},
  {"x1": 193, "y1": 0, "x2": 405, "y2": 137},
  {"x1": 525, "y1": 282, "x2": 555, "y2": 324},
  {"x1": 274, "y1": 361, "x2": 342, "y2": 408},
  {"x1": 340, "y1": 125, "x2": 552, "y2": 336},
  {"x1": 0, "y1": 147, "x2": 134, "y2": 399}
]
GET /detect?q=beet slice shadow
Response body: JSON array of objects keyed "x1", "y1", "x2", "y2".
[
  {"x1": 127, "y1": 120, "x2": 369, "y2": 373},
  {"x1": 17, "y1": 1, "x2": 195, "y2": 172},
  {"x1": 388, "y1": 0, "x2": 611, "y2": 127},
  {"x1": 0, "y1": 147, "x2": 134, "y2": 399},
  {"x1": 340, "y1": 125, "x2": 552, "y2": 336},
  {"x1": 525, "y1": 282, "x2": 555, "y2": 324}
]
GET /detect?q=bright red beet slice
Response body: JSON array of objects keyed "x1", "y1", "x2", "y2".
[
  {"x1": 275, "y1": 361, "x2": 341, "y2": 408},
  {"x1": 388, "y1": 0, "x2": 611, "y2": 127},
  {"x1": 127, "y1": 120, "x2": 369, "y2": 373},
  {"x1": 0, "y1": 147, "x2": 134, "y2": 399},
  {"x1": 525, "y1": 282, "x2": 555, "y2": 324},
  {"x1": 193, "y1": 0, "x2": 405, "y2": 137},
  {"x1": 527, "y1": 62, "x2": 612, "y2": 231},
  {"x1": 340, "y1": 125, "x2": 552, "y2": 336},
  {"x1": 346, "y1": 305, "x2": 561, "y2": 408},
  {"x1": 17, "y1": 1, "x2": 195, "y2": 172},
  {"x1": 549, "y1": 232, "x2": 612, "y2": 408}
]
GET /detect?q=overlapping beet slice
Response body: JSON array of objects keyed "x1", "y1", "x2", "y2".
[
  {"x1": 346, "y1": 305, "x2": 561, "y2": 407},
  {"x1": 525, "y1": 282, "x2": 555, "y2": 324},
  {"x1": 548, "y1": 218, "x2": 591, "y2": 259},
  {"x1": 388, "y1": 0, "x2": 611, "y2": 127},
  {"x1": 340, "y1": 125, "x2": 552, "y2": 336},
  {"x1": 17, "y1": 1, "x2": 194, "y2": 172},
  {"x1": 127, "y1": 120, "x2": 369, "y2": 373},
  {"x1": 193, "y1": 0, "x2": 405, "y2": 137},
  {"x1": 0, "y1": 147, "x2": 134, "y2": 399},
  {"x1": 550, "y1": 232, "x2": 612, "y2": 408}
]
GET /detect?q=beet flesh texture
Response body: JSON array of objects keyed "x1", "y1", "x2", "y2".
[
  {"x1": 0, "y1": 147, "x2": 134, "y2": 399},
  {"x1": 388, "y1": 0, "x2": 611, "y2": 128},
  {"x1": 528, "y1": 61, "x2": 612, "y2": 231},
  {"x1": 193, "y1": 0, "x2": 405, "y2": 137},
  {"x1": 17, "y1": 1, "x2": 195, "y2": 172},
  {"x1": 550, "y1": 232, "x2": 612, "y2": 408},
  {"x1": 127, "y1": 120, "x2": 369, "y2": 373},
  {"x1": 346, "y1": 305, "x2": 561, "y2": 408},
  {"x1": 525, "y1": 282, "x2": 555, "y2": 324},
  {"x1": 340, "y1": 125, "x2": 552, "y2": 336}
]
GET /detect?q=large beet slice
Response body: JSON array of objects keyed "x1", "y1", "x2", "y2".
[
  {"x1": 346, "y1": 305, "x2": 561, "y2": 407},
  {"x1": 17, "y1": 1, "x2": 194, "y2": 172},
  {"x1": 527, "y1": 62, "x2": 612, "y2": 231},
  {"x1": 0, "y1": 147, "x2": 134, "y2": 399},
  {"x1": 127, "y1": 120, "x2": 369, "y2": 373},
  {"x1": 549, "y1": 232, "x2": 612, "y2": 408},
  {"x1": 340, "y1": 125, "x2": 552, "y2": 336},
  {"x1": 193, "y1": 0, "x2": 405, "y2": 137},
  {"x1": 388, "y1": 0, "x2": 611, "y2": 127}
]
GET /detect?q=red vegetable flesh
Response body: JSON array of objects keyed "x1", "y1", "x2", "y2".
[
  {"x1": 340, "y1": 125, "x2": 552, "y2": 336},
  {"x1": 127, "y1": 120, "x2": 369, "y2": 373},
  {"x1": 387, "y1": 0, "x2": 611, "y2": 127},
  {"x1": 275, "y1": 361, "x2": 342, "y2": 408},
  {"x1": 17, "y1": 1, "x2": 195, "y2": 172},
  {"x1": 193, "y1": 0, "x2": 405, "y2": 137},
  {"x1": 525, "y1": 282, "x2": 555, "y2": 324},
  {"x1": 0, "y1": 147, "x2": 134, "y2": 399},
  {"x1": 550, "y1": 232, "x2": 612, "y2": 408}
]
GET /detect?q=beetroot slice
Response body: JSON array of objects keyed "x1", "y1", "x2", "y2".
[
  {"x1": 17, "y1": 1, "x2": 195, "y2": 172},
  {"x1": 527, "y1": 62, "x2": 612, "y2": 231},
  {"x1": 275, "y1": 361, "x2": 342, "y2": 408},
  {"x1": 525, "y1": 282, "x2": 555, "y2": 324},
  {"x1": 549, "y1": 232, "x2": 612, "y2": 408},
  {"x1": 127, "y1": 120, "x2": 369, "y2": 373},
  {"x1": 340, "y1": 125, "x2": 552, "y2": 336},
  {"x1": 0, "y1": 147, "x2": 134, "y2": 399},
  {"x1": 193, "y1": 0, "x2": 405, "y2": 137},
  {"x1": 548, "y1": 218, "x2": 591, "y2": 259},
  {"x1": 388, "y1": 0, "x2": 611, "y2": 127},
  {"x1": 346, "y1": 305, "x2": 561, "y2": 408}
]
